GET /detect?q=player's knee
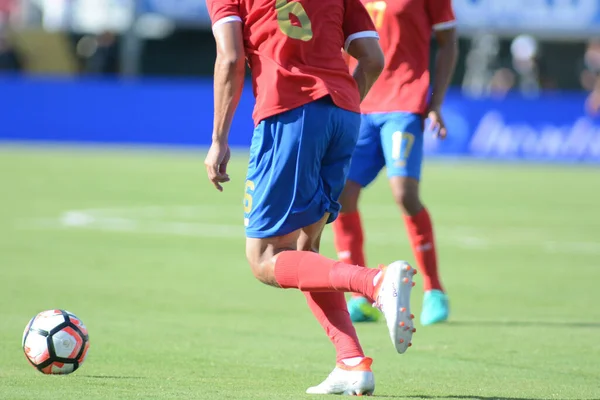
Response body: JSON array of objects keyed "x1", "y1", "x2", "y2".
[
  {"x1": 390, "y1": 178, "x2": 422, "y2": 215},
  {"x1": 246, "y1": 252, "x2": 274, "y2": 285},
  {"x1": 245, "y1": 242, "x2": 277, "y2": 286}
]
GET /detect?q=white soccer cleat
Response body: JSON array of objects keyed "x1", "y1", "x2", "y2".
[
  {"x1": 306, "y1": 357, "x2": 375, "y2": 396},
  {"x1": 373, "y1": 261, "x2": 417, "y2": 354}
]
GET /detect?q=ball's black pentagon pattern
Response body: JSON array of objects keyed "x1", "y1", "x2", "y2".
[{"x1": 23, "y1": 309, "x2": 89, "y2": 374}]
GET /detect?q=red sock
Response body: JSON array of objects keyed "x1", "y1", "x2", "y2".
[
  {"x1": 304, "y1": 291, "x2": 364, "y2": 362},
  {"x1": 332, "y1": 211, "x2": 368, "y2": 298},
  {"x1": 332, "y1": 211, "x2": 367, "y2": 266},
  {"x1": 273, "y1": 251, "x2": 380, "y2": 302},
  {"x1": 404, "y1": 208, "x2": 443, "y2": 292}
]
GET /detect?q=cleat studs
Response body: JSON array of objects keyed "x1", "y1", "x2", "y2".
[
  {"x1": 403, "y1": 277, "x2": 409, "y2": 283},
  {"x1": 399, "y1": 321, "x2": 405, "y2": 327},
  {"x1": 413, "y1": 269, "x2": 418, "y2": 275},
  {"x1": 400, "y1": 307, "x2": 406, "y2": 312},
  {"x1": 412, "y1": 328, "x2": 416, "y2": 333},
  {"x1": 405, "y1": 265, "x2": 411, "y2": 271},
  {"x1": 410, "y1": 314, "x2": 415, "y2": 319},
  {"x1": 411, "y1": 282, "x2": 416, "y2": 287},
  {"x1": 408, "y1": 343, "x2": 412, "y2": 347},
  {"x1": 399, "y1": 339, "x2": 404, "y2": 343}
]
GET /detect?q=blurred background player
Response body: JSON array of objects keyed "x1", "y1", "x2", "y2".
[
  {"x1": 333, "y1": 0, "x2": 458, "y2": 325},
  {"x1": 205, "y1": 0, "x2": 418, "y2": 395}
]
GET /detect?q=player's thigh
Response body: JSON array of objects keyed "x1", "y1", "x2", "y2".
[
  {"x1": 246, "y1": 230, "x2": 300, "y2": 286},
  {"x1": 345, "y1": 114, "x2": 386, "y2": 189},
  {"x1": 380, "y1": 112, "x2": 424, "y2": 181},
  {"x1": 244, "y1": 97, "x2": 338, "y2": 240},
  {"x1": 297, "y1": 213, "x2": 330, "y2": 253}
]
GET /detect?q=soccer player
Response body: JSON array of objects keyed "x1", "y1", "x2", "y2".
[
  {"x1": 332, "y1": 0, "x2": 458, "y2": 325},
  {"x1": 205, "y1": 0, "x2": 417, "y2": 395}
]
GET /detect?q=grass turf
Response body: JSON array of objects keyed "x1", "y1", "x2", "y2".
[{"x1": 0, "y1": 144, "x2": 599, "y2": 399}]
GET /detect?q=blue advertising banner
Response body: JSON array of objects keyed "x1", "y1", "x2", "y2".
[
  {"x1": 424, "y1": 92, "x2": 600, "y2": 162},
  {"x1": 0, "y1": 77, "x2": 599, "y2": 163}
]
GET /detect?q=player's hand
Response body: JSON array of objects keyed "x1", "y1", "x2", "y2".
[
  {"x1": 427, "y1": 107, "x2": 448, "y2": 140},
  {"x1": 204, "y1": 142, "x2": 231, "y2": 192}
]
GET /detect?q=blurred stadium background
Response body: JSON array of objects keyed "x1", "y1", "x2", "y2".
[
  {"x1": 1, "y1": 1, "x2": 599, "y2": 399},
  {"x1": 0, "y1": 0, "x2": 600, "y2": 151}
]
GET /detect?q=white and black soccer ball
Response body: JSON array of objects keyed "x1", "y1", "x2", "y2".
[{"x1": 22, "y1": 309, "x2": 90, "y2": 375}]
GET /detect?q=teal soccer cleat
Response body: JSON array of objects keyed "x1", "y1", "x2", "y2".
[
  {"x1": 421, "y1": 290, "x2": 449, "y2": 326},
  {"x1": 347, "y1": 296, "x2": 381, "y2": 323}
]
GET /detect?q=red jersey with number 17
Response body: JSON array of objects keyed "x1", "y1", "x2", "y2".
[
  {"x1": 207, "y1": 0, "x2": 378, "y2": 126},
  {"x1": 349, "y1": 0, "x2": 456, "y2": 115}
]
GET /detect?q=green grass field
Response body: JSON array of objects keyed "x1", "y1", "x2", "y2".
[{"x1": 1, "y1": 144, "x2": 599, "y2": 400}]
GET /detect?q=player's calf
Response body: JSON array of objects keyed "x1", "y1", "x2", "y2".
[
  {"x1": 245, "y1": 216, "x2": 328, "y2": 287},
  {"x1": 391, "y1": 177, "x2": 448, "y2": 323},
  {"x1": 245, "y1": 237, "x2": 295, "y2": 287},
  {"x1": 389, "y1": 176, "x2": 423, "y2": 216}
]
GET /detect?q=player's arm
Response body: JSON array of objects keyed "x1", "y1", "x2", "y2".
[
  {"x1": 204, "y1": 0, "x2": 246, "y2": 191},
  {"x1": 347, "y1": 38, "x2": 384, "y2": 101},
  {"x1": 343, "y1": 0, "x2": 384, "y2": 101},
  {"x1": 426, "y1": 0, "x2": 458, "y2": 138},
  {"x1": 212, "y1": 21, "x2": 246, "y2": 145},
  {"x1": 429, "y1": 27, "x2": 458, "y2": 112}
]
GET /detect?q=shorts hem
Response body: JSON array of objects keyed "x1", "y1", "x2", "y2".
[
  {"x1": 346, "y1": 174, "x2": 379, "y2": 188},
  {"x1": 386, "y1": 170, "x2": 421, "y2": 181},
  {"x1": 245, "y1": 211, "x2": 328, "y2": 239}
]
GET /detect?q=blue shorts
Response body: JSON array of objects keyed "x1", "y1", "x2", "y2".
[
  {"x1": 347, "y1": 112, "x2": 424, "y2": 187},
  {"x1": 244, "y1": 97, "x2": 361, "y2": 239}
]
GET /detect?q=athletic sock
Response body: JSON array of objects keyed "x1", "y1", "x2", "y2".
[
  {"x1": 273, "y1": 251, "x2": 380, "y2": 302},
  {"x1": 304, "y1": 291, "x2": 365, "y2": 363},
  {"x1": 404, "y1": 208, "x2": 443, "y2": 292},
  {"x1": 332, "y1": 211, "x2": 367, "y2": 298}
]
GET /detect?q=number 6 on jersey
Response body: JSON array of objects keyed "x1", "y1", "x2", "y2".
[
  {"x1": 244, "y1": 180, "x2": 255, "y2": 214},
  {"x1": 276, "y1": 0, "x2": 313, "y2": 41}
]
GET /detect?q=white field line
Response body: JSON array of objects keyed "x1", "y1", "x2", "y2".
[{"x1": 17, "y1": 206, "x2": 600, "y2": 255}]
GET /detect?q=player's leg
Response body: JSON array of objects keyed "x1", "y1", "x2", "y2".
[
  {"x1": 243, "y1": 99, "x2": 416, "y2": 394},
  {"x1": 248, "y1": 211, "x2": 369, "y2": 363},
  {"x1": 246, "y1": 218, "x2": 416, "y2": 394},
  {"x1": 244, "y1": 100, "x2": 389, "y2": 300},
  {"x1": 296, "y1": 215, "x2": 376, "y2": 396},
  {"x1": 302, "y1": 104, "x2": 412, "y2": 395},
  {"x1": 332, "y1": 114, "x2": 386, "y2": 323},
  {"x1": 381, "y1": 113, "x2": 449, "y2": 326}
]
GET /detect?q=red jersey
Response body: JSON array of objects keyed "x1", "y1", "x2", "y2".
[
  {"x1": 207, "y1": 0, "x2": 378, "y2": 125},
  {"x1": 349, "y1": 0, "x2": 456, "y2": 115}
]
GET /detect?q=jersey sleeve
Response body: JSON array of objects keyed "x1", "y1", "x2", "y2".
[
  {"x1": 425, "y1": 0, "x2": 457, "y2": 31},
  {"x1": 342, "y1": 0, "x2": 379, "y2": 51},
  {"x1": 206, "y1": 0, "x2": 242, "y2": 29}
]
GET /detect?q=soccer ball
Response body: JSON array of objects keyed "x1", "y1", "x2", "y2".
[{"x1": 22, "y1": 309, "x2": 90, "y2": 375}]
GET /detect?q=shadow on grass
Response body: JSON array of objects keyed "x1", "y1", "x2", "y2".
[
  {"x1": 446, "y1": 320, "x2": 600, "y2": 329},
  {"x1": 375, "y1": 395, "x2": 599, "y2": 400},
  {"x1": 78, "y1": 375, "x2": 146, "y2": 380}
]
